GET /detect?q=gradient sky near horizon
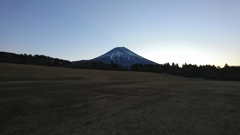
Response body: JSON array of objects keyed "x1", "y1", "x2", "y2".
[{"x1": 1, "y1": 0, "x2": 240, "y2": 67}]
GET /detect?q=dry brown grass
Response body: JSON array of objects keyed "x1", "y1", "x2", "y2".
[{"x1": 0, "y1": 63, "x2": 240, "y2": 135}]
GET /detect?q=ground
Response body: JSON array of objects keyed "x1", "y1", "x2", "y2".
[{"x1": 0, "y1": 63, "x2": 240, "y2": 135}]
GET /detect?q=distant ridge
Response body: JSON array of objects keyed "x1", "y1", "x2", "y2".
[{"x1": 88, "y1": 47, "x2": 158, "y2": 67}]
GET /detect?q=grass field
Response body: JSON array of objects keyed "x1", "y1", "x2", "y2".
[{"x1": 0, "y1": 63, "x2": 240, "y2": 135}]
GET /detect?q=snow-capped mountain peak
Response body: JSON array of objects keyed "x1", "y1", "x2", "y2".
[
  {"x1": 90, "y1": 47, "x2": 157, "y2": 67},
  {"x1": 98, "y1": 47, "x2": 143, "y2": 60}
]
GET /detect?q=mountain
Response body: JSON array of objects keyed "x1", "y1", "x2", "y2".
[{"x1": 89, "y1": 47, "x2": 158, "y2": 67}]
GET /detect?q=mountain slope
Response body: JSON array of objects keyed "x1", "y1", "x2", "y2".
[{"x1": 90, "y1": 47, "x2": 158, "y2": 67}]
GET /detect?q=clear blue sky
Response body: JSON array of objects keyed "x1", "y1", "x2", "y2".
[{"x1": 1, "y1": 0, "x2": 240, "y2": 67}]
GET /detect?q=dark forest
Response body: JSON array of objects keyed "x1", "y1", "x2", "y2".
[{"x1": 1, "y1": 51, "x2": 240, "y2": 81}]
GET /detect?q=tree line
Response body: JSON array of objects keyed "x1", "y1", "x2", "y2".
[
  {"x1": 0, "y1": 52, "x2": 72, "y2": 67},
  {"x1": 1, "y1": 51, "x2": 240, "y2": 81},
  {"x1": 130, "y1": 63, "x2": 240, "y2": 81},
  {"x1": 73, "y1": 60, "x2": 128, "y2": 71}
]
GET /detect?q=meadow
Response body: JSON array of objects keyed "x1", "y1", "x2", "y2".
[{"x1": 0, "y1": 63, "x2": 240, "y2": 135}]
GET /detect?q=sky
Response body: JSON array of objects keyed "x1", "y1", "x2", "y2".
[{"x1": 0, "y1": 0, "x2": 240, "y2": 67}]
